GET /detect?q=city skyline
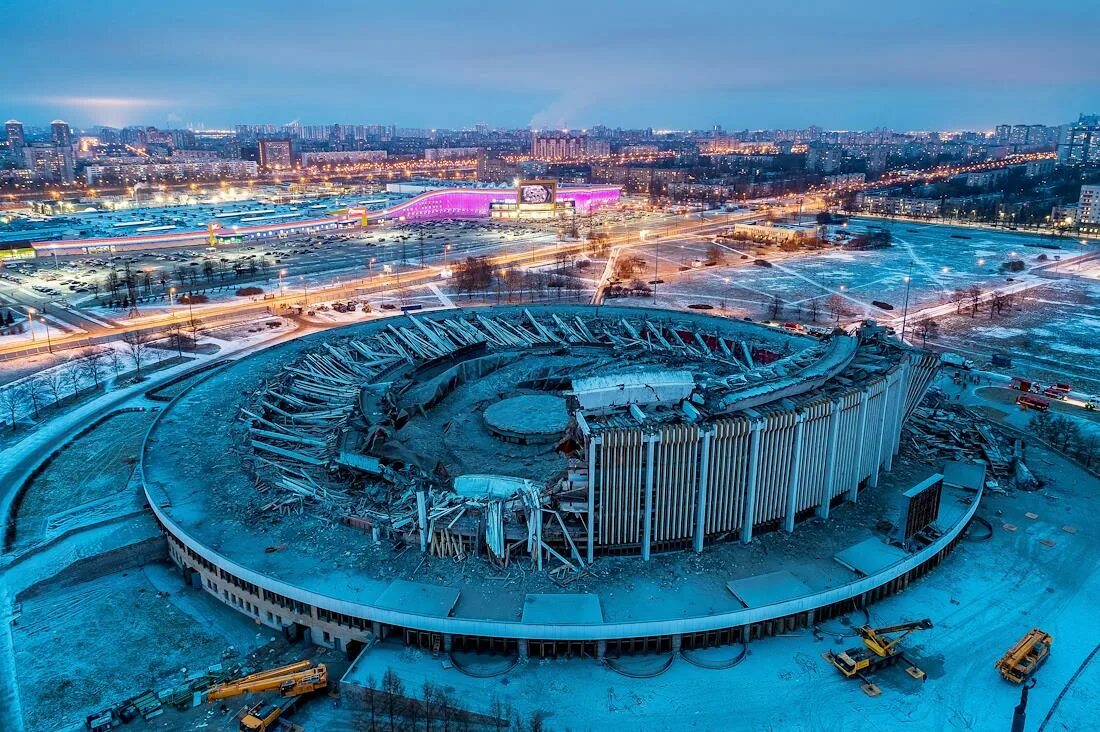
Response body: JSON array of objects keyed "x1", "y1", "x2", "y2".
[{"x1": 2, "y1": 0, "x2": 1097, "y2": 131}]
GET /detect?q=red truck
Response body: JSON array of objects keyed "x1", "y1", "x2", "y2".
[{"x1": 1016, "y1": 395, "x2": 1050, "y2": 412}]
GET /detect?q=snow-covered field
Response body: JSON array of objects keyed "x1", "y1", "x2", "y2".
[{"x1": 639, "y1": 218, "x2": 1095, "y2": 323}]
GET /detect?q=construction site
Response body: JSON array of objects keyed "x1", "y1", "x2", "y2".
[{"x1": 2, "y1": 230, "x2": 1098, "y2": 731}]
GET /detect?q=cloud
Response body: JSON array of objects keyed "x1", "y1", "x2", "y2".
[{"x1": 20, "y1": 96, "x2": 183, "y2": 127}]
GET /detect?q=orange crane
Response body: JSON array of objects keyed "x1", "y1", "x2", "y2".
[
  {"x1": 996, "y1": 629, "x2": 1052, "y2": 684},
  {"x1": 207, "y1": 660, "x2": 328, "y2": 701},
  {"x1": 206, "y1": 660, "x2": 327, "y2": 731}
]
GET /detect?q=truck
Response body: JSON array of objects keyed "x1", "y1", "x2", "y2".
[
  {"x1": 1016, "y1": 395, "x2": 1050, "y2": 412},
  {"x1": 940, "y1": 352, "x2": 975, "y2": 370}
]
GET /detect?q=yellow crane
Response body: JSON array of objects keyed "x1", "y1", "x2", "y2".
[
  {"x1": 996, "y1": 629, "x2": 1052, "y2": 684},
  {"x1": 206, "y1": 660, "x2": 328, "y2": 732},
  {"x1": 823, "y1": 618, "x2": 933, "y2": 696}
]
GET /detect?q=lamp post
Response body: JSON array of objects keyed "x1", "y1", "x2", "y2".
[
  {"x1": 26, "y1": 306, "x2": 36, "y2": 345},
  {"x1": 40, "y1": 316, "x2": 53, "y2": 353}
]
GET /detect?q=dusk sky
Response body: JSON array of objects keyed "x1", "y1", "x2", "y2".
[{"x1": 3, "y1": 0, "x2": 1097, "y2": 131}]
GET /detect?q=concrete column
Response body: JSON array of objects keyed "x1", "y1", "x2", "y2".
[
  {"x1": 586, "y1": 438, "x2": 598, "y2": 563},
  {"x1": 671, "y1": 634, "x2": 683, "y2": 653},
  {"x1": 443, "y1": 634, "x2": 453, "y2": 653},
  {"x1": 517, "y1": 639, "x2": 529, "y2": 661},
  {"x1": 597, "y1": 639, "x2": 607, "y2": 661},
  {"x1": 416, "y1": 490, "x2": 429, "y2": 553},
  {"x1": 693, "y1": 430, "x2": 712, "y2": 553},
  {"x1": 741, "y1": 419, "x2": 765, "y2": 544},
  {"x1": 850, "y1": 389, "x2": 870, "y2": 500},
  {"x1": 783, "y1": 412, "x2": 807, "y2": 533},
  {"x1": 819, "y1": 399, "x2": 843, "y2": 519},
  {"x1": 642, "y1": 434, "x2": 657, "y2": 561},
  {"x1": 867, "y1": 386, "x2": 882, "y2": 489},
  {"x1": 873, "y1": 376, "x2": 895, "y2": 480},
  {"x1": 882, "y1": 373, "x2": 903, "y2": 472},
  {"x1": 891, "y1": 360, "x2": 912, "y2": 459}
]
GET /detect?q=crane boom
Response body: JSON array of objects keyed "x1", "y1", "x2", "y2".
[{"x1": 207, "y1": 660, "x2": 328, "y2": 701}]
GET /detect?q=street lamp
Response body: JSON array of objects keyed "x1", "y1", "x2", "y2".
[
  {"x1": 26, "y1": 306, "x2": 36, "y2": 345},
  {"x1": 39, "y1": 316, "x2": 53, "y2": 353},
  {"x1": 169, "y1": 286, "x2": 176, "y2": 305}
]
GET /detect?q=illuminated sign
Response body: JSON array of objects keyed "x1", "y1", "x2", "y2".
[{"x1": 517, "y1": 180, "x2": 557, "y2": 207}]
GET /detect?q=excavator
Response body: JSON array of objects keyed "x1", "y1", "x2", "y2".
[
  {"x1": 206, "y1": 660, "x2": 328, "y2": 732},
  {"x1": 823, "y1": 618, "x2": 933, "y2": 696}
]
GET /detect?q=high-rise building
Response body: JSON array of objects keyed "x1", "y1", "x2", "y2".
[
  {"x1": 51, "y1": 120, "x2": 73, "y2": 147},
  {"x1": 258, "y1": 138, "x2": 294, "y2": 170},
  {"x1": 1079, "y1": 185, "x2": 1100, "y2": 226},
  {"x1": 24, "y1": 145, "x2": 74, "y2": 182},
  {"x1": 532, "y1": 131, "x2": 607, "y2": 160},
  {"x1": 5, "y1": 119, "x2": 25, "y2": 162},
  {"x1": 1057, "y1": 114, "x2": 1100, "y2": 167}
]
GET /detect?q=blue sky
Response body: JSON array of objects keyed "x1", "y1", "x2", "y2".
[{"x1": 2, "y1": 0, "x2": 1097, "y2": 130}]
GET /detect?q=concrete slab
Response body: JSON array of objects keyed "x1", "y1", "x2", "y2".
[
  {"x1": 834, "y1": 537, "x2": 909, "y2": 577},
  {"x1": 726, "y1": 570, "x2": 812, "y2": 608},
  {"x1": 942, "y1": 461, "x2": 987, "y2": 492},
  {"x1": 373, "y1": 580, "x2": 460, "y2": 617},
  {"x1": 521, "y1": 593, "x2": 604, "y2": 625}
]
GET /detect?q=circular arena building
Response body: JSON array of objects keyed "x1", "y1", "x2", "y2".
[{"x1": 142, "y1": 305, "x2": 972, "y2": 664}]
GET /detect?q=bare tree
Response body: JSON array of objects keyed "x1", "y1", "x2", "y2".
[
  {"x1": 0, "y1": 386, "x2": 20, "y2": 429},
  {"x1": 107, "y1": 348, "x2": 125, "y2": 379},
  {"x1": 165, "y1": 322, "x2": 190, "y2": 356},
  {"x1": 422, "y1": 681, "x2": 436, "y2": 732},
  {"x1": 25, "y1": 379, "x2": 47, "y2": 420},
  {"x1": 826, "y1": 294, "x2": 845, "y2": 323},
  {"x1": 42, "y1": 368, "x2": 67, "y2": 406},
  {"x1": 79, "y1": 348, "x2": 109, "y2": 390},
  {"x1": 61, "y1": 361, "x2": 81, "y2": 398},
  {"x1": 809, "y1": 297, "x2": 821, "y2": 322},
  {"x1": 769, "y1": 294, "x2": 784, "y2": 320},
  {"x1": 365, "y1": 675, "x2": 379, "y2": 732},
  {"x1": 951, "y1": 288, "x2": 967, "y2": 314},
  {"x1": 704, "y1": 242, "x2": 725, "y2": 266},
  {"x1": 967, "y1": 285, "x2": 983, "y2": 317},
  {"x1": 122, "y1": 330, "x2": 153, "y2": 377},
  {"x1": 382, "y1": 667, "x2": 404, "y2": 732},
  {"x1": 914, "y1": 319, "x2": 940, "y2": 346}
]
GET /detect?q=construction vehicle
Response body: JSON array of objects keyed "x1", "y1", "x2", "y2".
[
  {"x1": 239, "y1": 697, "x2": 301, "y2": 732},
  {"x1": 996, "y1": 629, "x2": 1052, "y2": 684},
  {"x1": 206, "y1": 660, "x2": 327, "y2": 731},
  {"x1": 823, "y1": 618, "x2": 933, "y2": 696},
  {"x1": 207, "y1": 660, "x2": 328, "y2": 701}
]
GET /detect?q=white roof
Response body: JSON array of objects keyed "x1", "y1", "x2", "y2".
[
  {"x1": 570, "y1": 370, "x2": 694, "y2": 410},
  {"x1": 453, "y1": 474, "x2": 535, "y2": 500}
]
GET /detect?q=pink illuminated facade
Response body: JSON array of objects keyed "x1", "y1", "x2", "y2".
[
  {"x1": 31, "y1": 185, "x2": 622, "y2": 256},
  {"x1": 363, "y1": 185, "x2": 621, "y2": 222}
]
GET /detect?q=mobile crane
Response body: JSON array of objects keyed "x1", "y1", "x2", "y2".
[
  {"x1": 206, "y1": 660, "x2": 328, "y2": 732},
  {"x1": 996, "y1": 629, "x2": 1052, "y2": 684},
  {"x1": 823, "y1": 618, "x2": 933, "y2": 696}
]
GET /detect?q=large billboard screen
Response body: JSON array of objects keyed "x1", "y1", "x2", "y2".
[{"x1": 517, "y1": 180, "x2": 557, "y2": 207}]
